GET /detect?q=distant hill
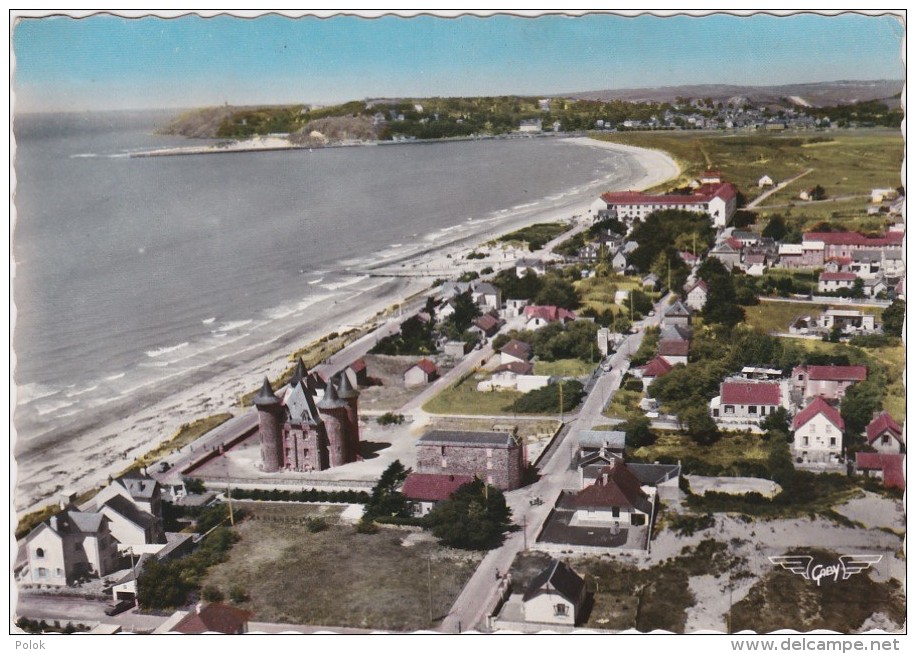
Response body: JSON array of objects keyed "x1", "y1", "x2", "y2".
[{"x1": 567, "y1": 80, "x2": 903, "y2": 108}]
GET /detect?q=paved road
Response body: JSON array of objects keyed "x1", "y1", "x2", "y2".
[
  {"x1": 14, "y1": 594, "x2": 167, "y2": 633},
  {"x1": 439, "y1": 293, "x2": 670, "y2": 632}
]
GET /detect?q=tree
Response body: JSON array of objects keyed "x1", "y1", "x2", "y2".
[
  {"x1": 882, "y1": 299, "x2": 905, "y2": 336},
  {"x1": 762, "y1": 215, "x2": 788, "y2": 241},
  {"x1": 362, "y1": 460, "x2": 411, "y2": 522},
  {"x1": 679, "y1": 405, "x2": 721, "y2": 445},
  {"x1": 423, "y1": 479, "x2": 513, "y2": 550},
  {"x1": 535, "y1": 277, "x2": 580, "y2": 310},
  {"x1": 761, "y1": 406, "x2": 791, "y2": 435},
  {"x1": 622, "y1": 416, "x2": 656, "y2": 448},
  {"x1": 442, "y1": 291, "x2": 481, "y2": 338}
]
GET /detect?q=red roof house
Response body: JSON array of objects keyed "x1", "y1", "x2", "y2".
[
  {"x1": 793, "y1": 365, "x2": 867, "y2": 401},
  {"x1": 524, "y1": 305, "x2": 577, "y2": 327},
  {"x1": 171, "y1": 603, "x2": 251, "y2": 634},
  {"x1": 499, "y1": 338, "x2": 533, "y2": 364},
  {"x1": 855, "y1": 452, "x2": 905, "y2": 490},
  {"x1": 865, "y1": 412, "x2": 905, "y2": 453},
  {"x1": 404, "y1": 358, "x2": 438, "y2": 387},
  {"x1": 640, "y1": 356, "x2": 674, "y2": 379},
  {"x1": 792, "y1": 397, "x2": 845, "y2": 432},
  {"x1": 574, "y1": 463, "x2": 654, "y2": 521},
  {"x1": 721, "y1": 381, "x2": 781, "y2": 406},
  {"x1": 401, "y1": 473, "x2": 475, "y2": 503}
]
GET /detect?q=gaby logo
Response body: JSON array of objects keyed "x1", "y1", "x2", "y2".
[{"x1": 768, "y1": 555, "x2": 882, "y2": 586}]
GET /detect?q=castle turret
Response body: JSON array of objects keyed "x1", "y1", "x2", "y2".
[
  {"x1": 317, "y1": 378, "x2": 349, "y2": 467},
  {"x1": 289, "y1": 358, "x2": 308, "y2": 388},
  {"x1": 253, "y1": 377, "x2": 284, "y2": 472},
  {"x1": 336, "y1": 372, "x2": 361, "y2": 462}
]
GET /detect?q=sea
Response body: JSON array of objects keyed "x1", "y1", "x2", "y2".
[{"x1": 12, "y1": 110, "x2": 637, "y2": 458}]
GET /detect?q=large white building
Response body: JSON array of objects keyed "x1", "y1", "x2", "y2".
[{"x1": 598, "y1": 173, "x2": 738, "y2": 228}]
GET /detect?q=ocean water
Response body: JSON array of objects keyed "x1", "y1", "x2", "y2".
[{"x1": 12, "y1": 110, "x2": 631, "y2": 452}]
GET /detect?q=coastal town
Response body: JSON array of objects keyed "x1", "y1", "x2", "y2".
[{"x1": 14, "y1": 140, "x2": 905, "y2": 634}]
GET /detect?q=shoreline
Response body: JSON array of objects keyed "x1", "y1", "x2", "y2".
[{"x1": 13, "y1": 137, "x2": 679, "y2": 516}]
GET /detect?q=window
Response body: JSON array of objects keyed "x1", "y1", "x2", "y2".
[
  {"x1": 55, "y1": 568, "x2": 63, "y2": 577},
  {"x1": 882, "y1": 435, "x2": 890, "y2": 445},
  {"x1": 830, "y1": 437, "x2": 836, "y2": 446},
  {"x1": 749, "y1": 406, "x2": 757, "y2": 415},
  {"x1": 35, "y1": 548, "x2": 44, "y2": 559},
  {"x1": 441, "y1": 458, "x2": 448, "y2": 468},
  {"x1": 612, "y1": 507, "x2": 620, "y2": 518},
  {"x1": 554, "y1": 604, "x2": 569, "y2": 617},
  {"x1": 486, "y1": 459, "x2": 493, "y2": 470},
  {"x1": 486, "y1": 448, "x2": 493, "y2": 458},
  {"x1": 809, "y1": 424, "x2": 816, "y2": 433},
  {"x1": 37, "y1": 568, "x2": 47, "y2": 579},
  {"x1": 803, "y1": 437, "x2": 809, "y2": 446}
]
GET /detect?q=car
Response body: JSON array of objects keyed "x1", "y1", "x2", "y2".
[
  {"x1": 104, "y1": 599, "x2": 134, "y2": 616},
  {"x1": 648, "y1": 310, "x2": 656, "y2": 316}
]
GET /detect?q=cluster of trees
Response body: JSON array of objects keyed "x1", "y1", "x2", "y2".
[
  {"x1": 359, "y1": 461, "x2": 514, "y2": 550},
  {"x1": 761, "y1": 214, "x2": 802, "y2": 244},
  {"x1": 491, "y1": 268, "x2": 581, "y2": 310},
  {"x1": 882, "y1": 299, "x2": 905, "y2": 337},
  {"x1": 621, "y1": 209, "x2": 714, "y2": 294},
  {"x1": 138, "y1": 526, "x2": 239, "y2": 610},
  {"x1": 440, "y1": 291, "x2": 482, "y2": 341},
  {"x1": 508, "y1": 379, "x2": 585, "y2": 414},
  {"x1": 554, "y1": 216, "x2": 627, "y2": 257},
  {"x1": 370, "y1": 314, "x2": 437, "y2": 356},
  {"x1": 696, "y1": 258, "x2": 746, "y2": 327},
  {"x1": 803, "y1": 99, "x2": 904, "y2": 128},
  {"x1": 493, "y1": 320, "x2": 599, "y2": 363}
]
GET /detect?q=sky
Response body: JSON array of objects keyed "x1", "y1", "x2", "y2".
[{"x1": 11, "y1": 10, "x2": 906, "y2": 113}]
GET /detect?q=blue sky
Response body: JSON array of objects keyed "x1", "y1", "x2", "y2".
[{"x1": 12, "y1": 11, "x2": 905, "y2": 112}]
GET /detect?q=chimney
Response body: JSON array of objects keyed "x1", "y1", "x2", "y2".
[
  {"x1": 601, "y1": 471, "x2": 609, "y2": 485},
  {"x1": 50, "y1": 515, "x2": 58, "y2": 531},
  {"x1": 196, "y1": 602, "x2": 204, "y2": 614},
  {"x1": 59, "y1": 491, "x2": 76, "y2": 510}
]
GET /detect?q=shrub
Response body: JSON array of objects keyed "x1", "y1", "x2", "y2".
[
  {"x1": 355, "y1": 519, "x2": 379, "y2": 534},
  {"x1": 377, "y1": 412, "x2": 405, "y2": 425},
  {"x1": 305, "y1": 517, "x2": 329, "y2": 533},
  {"x1": 229, "y1": 584, "x2": 249, "y2": 604},
  {"x1": 202, "y1": 585, "x2": 225, "y2": 602},
  {"x1": 623, "y1": 378, "x2": 644, "y2": 392}
]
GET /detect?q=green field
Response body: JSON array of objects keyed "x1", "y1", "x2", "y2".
[
  {"x1": 575, "y1": 274, "x2": 647, "y2": 315},
  {"x1": 743, "y1": 299, "x2": 883, "y2": 334},
  {"x1": 533, "y1": 358, "x2": 596, "y2": 377},
  {"x1": 631, "y1": 432, "x2": 770, "y2": 471},
  {"x1": 203, "y1": 504, "x2": 482, "y2": 630},
  {"x1": 423, "y1": 378, "x2": 522, "y2": 416},
  {"x1": 593, "y1": 130, "x2": 902, "y2": 205}
]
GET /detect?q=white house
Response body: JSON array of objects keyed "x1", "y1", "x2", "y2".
[
  {"x1": 573, "y1": 461, "x2": 655, "y2": 528},
  {"x1": 758, "y1": 174, "x2": 774, "y2": 188},
  {"x1": 685, "y1": 280, "x2": 709, "y2": 311},
  {"x1": 25, "y1": 509, "x2": 121, "y2": 586},
  {"x1": 710, "y1": 381, "x2": 782, "y2": 422},
  {"x1": 792, "y1": 397, "x2": 844, "y2": 463},
  {"x1": 818, "y1": 272, "x2": 858, "y2": 293},
  {"x1": 865, "y1": 412, "x2": 905, "y2": 455},
  {"x1": 521, "y1": 560, "x2": 587, "y2": 627}
]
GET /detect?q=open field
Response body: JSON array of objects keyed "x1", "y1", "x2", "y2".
[
  {"x1": 423, "y1": 376, "x2": 523, "y2": 415},
  {"x1": 604, "y1": 387, "x2": 643, "y2": 421},
  {"x1": 533, "y1": 358, "x2": 596, "y2": 377},
  {"x1": 744, "y1": 299, "x2": 883, "y2": 334},
  {"x1": 631, "y1": 432, "x2": 770, "y2": 474},
  {"x1": 593, "y1": 130, "x2": 902, "y2": 204},
  {"x1": 576, "y1": 274, "x2": 646, "y2": 315},
  {"x1": 202, "y1": 503, "x2": 483, "y2": 630},
  {"x1": 357, "y1": 354, "x2": 454, "y2": 413}
]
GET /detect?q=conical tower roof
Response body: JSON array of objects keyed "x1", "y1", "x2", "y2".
[
  {"x1": 317, "y1": 377, "x2": 347, "y2": 410},
  {"x1": 253, "y1": 377, "x2": 280, "y2": 406},
  {"x1": 336, "y1": 371, "x2": 359, "y2": 399},
  {"x1": 289, "y1": 358, "x2": 309, "y2": 388}
]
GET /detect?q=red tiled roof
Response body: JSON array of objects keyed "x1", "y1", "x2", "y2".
[
  {"x1": 493, "y1": 361, "x2": 534, "y2": 375},
  {"x1": 721, "y1": 381, "x2": 781, "y2": 406},
  {"x1": 804, "y1": 365, "x2": 867, "y2": 382},
  {"x1": 641, "y1": 356, "x2": 674, "y2": 378},
  {"x1": 680, "y1": 251, "x2": 699, "y2": 262},
  {"x1": 408, "y1": 358, "x2": 438, "y2": 375},
  {"x1": 819, "y1": 272, "x2": 858, "y2": 282},
  {"x1": 172, "y1": 604, "x2": 251, "y2": 634},
  {"x1": 804, "y1": 231, "x2": 904, "y2": 247},
  {"x1": 855, "y1": 453, "x2": 905, "y2": 490},
  {"x1": 401, "y1": 473, "x2": 475, "y2": 502},
  {"x1": 601, "y1": 182, "x2": 736, "y2": 206},
  {"x1": 575, "y1": 464, "x2": 651, "y2": 512},
  {"x1": 866, "y1": 412, "x2": 903, "y2": 444},
  {"x1": 524, "y1": 305, "x2": 576, "y2": 323},
  {"x1": 657, "y1": 340, "x2": 689, "y2": 357},
  {"x1": 792, "y1": 397, "x2": 844, "y2": 432},
  {"x1": 500, "y1": 338, "x2": 533, "y2": 361},
  {"x1": 474, "y1": 314, "x2": 500, "y2": 331},
  {"x1": 827, "y1": 256, "x2": 853, "y2": 265},
  {"x1": 687, "y1": 279, "x2": 708, "y2": 294}
]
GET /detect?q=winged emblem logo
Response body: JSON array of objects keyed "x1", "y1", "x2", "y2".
[{"x1": 768, "y1": 555, "x2": 882, "y2": 586}]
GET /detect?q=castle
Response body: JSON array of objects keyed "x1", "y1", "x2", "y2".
[{"x1": 253, "y1": 359, "x2": 361, "y2": 472}]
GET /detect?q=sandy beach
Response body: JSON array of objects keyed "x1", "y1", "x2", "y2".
[{"x1": 13, "y1": 136, "x2": 679, "y2": 516}]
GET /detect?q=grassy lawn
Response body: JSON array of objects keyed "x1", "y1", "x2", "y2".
[
  {"x1": 425, "y1": 416, "x2": 560, "y2": 441},
  {"x1": 744, "y1": 299, "x2": 883, "y2": 334},
  {"x1": 533, "y1": 358, "x2": 596, "y2": 377},
  {"x1": 496, "y1": 221, "x2": 569, "y2": 251},
  {"x1": 202, "y1": 503, "x2": 483, "y2": 630},
  {"x1": 592, "y1": 130, "x2": 902, "y2": 203},
  {"x1": 729, "y1": 548, "x2": 905, "y2": 633},
  {"x1": 755, "y1": 197, "x2": 892, "y2": 233},
  {"x1": 631, "y1": 432, "x2": 770, "y2": 473},
  {"x1": 423, "y1": 377, "x2": 522, "y2": 415},
  {"x1": 605, "y1": 388, "x2": 643, "y2": 421},
  {"x1": 575, "y1": 275, "x2": 643, "y2": 315}
]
